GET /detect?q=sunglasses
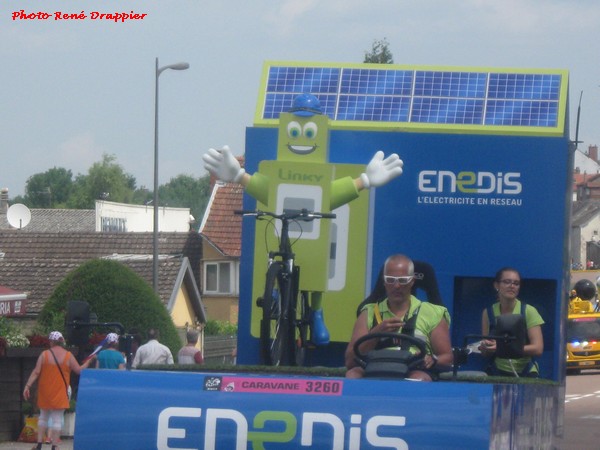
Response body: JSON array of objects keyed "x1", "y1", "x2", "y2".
[
  {"x1": 383, "y1": 275, "x2": 414, "y2": 285},
  {"x1": 499, "y1": 279, "x2": 520, "y2": 287}
]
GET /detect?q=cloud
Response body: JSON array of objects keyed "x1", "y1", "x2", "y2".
[
  {"x1": 55, "y1": 132, "x2": 107, "y2": 176},
  {"x1": 263, "y1": 0, "x2": 320, "y2": 36},
  {"x1": 0, "y1": 25, "x2": 79, "y2": 55},
  {"x1": 462, "y1": 0, "x2": 600, "y2": 34}
]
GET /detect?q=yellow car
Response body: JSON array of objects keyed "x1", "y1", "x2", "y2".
[{"x1": 566, "y1": 306, "x2": 600, "y2": 374}]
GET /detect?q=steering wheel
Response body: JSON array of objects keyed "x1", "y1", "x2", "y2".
[{"x1": 353, "y1": 332, "x2": 428, "y2": 378}]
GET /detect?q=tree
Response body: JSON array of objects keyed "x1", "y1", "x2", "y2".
[
  {"x1": 23, "y1": 167, "x2": 74, "y2": 208},
  {"x1": 11, "y1": 155, "x2": 213, "y2": 216},
  {"x1": 67, "y1": 154, "x2": 137, "y2": 209},
  {"x1": 364, "y1": 38, "x2": 394, "y2": 64},
  {"x1": 158, "y1": 174, "x2": 211, "y2": 227},
  {"x1": 38, "y1": 259, "x2": 182, "y2": 357}
]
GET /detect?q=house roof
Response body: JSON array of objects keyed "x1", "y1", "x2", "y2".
[
  {"x1": 0, "y1": 209, "x2": 95, "y2": 232},
  {"x1": 106, "y1": 256, "x2": 206, "y2": 323},
  {"x1": 199, "y1": 181, "x2": 244, "y2": 257},
  {"x1": 572, "y1": 200, "x2": 600, "y2": 228},
  {"x1": 0, "y1": 231, "x2": 204, "y2": 316},
  {"x1": 0, "y1": 231, "x2": 201, "y2": 265},
  {"x1": 574, "y1": 148, "x2": 600, "y2": 176},
  {"x1": 165, "y1": 257, "x2": 206, "y2": 323},
  {"x1": 0, "y1": 284, "x2": 26, "y2": 299}
]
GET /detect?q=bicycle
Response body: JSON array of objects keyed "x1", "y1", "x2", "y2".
[{"x1": 235, "y1": 208, "x2": 336, "y2": 366}]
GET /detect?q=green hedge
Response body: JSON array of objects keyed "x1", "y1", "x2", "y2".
[{"x1": 38, "y1": 259, "x2": 182, "y2": 356}]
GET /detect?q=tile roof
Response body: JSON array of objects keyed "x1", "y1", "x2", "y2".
[
  {"x1": 0, "y1": 209, "x2": 95, "y2": 232},
  {"x1": 0, "y1": 231, "x2": 201, "y2": 265},
  {"x1": 0, "y1": 231, "x2": 203, "y2": 315},
  {"x1": 0, "y1": 258, "x2": 194, "y2": 315},
  {"x1": 200, "y1": 182, "x2": 244, "y2": 257}
]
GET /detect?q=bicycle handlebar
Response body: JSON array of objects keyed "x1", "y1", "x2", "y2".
[{"x1": 234, "y1": 209, "x2": 336, "y2": 221}]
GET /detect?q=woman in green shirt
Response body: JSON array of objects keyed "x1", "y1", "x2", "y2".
[{"x1": 480, "y1": 267, "x2": 544, "y2": 377}]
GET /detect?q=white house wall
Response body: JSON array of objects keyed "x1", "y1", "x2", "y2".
[
  {"x1": 95, "y1": 200, "x2": 191, "y2": 232},
  {"x1": 574, "y1": 149, "x2": 600, "y2": 175}
]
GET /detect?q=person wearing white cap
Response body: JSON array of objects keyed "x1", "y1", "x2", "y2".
[
  {"x1": 96, "y1": 333, "x2": 126, "y2": 370},
  {"x1": 23, "y1": 331, "x2": 95, "y2": 450}
]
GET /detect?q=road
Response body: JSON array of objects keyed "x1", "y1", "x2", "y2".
[{"x1": 556, "y1": 369, "x2": 600, "y2": 450}]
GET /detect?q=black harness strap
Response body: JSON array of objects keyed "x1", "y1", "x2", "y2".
[{"x1": 371, "y1": 303, "x2": 421, "y2": 350}]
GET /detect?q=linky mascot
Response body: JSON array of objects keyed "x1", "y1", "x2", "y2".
[{"x1": 203, "y1": 93, "x2": 403, "y2": 345}]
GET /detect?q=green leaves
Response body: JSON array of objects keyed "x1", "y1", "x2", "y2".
[
  {"x1": 13, "y1": 155, "x2": 211, "y2": 222},
  {"x1": 39, "y1": 259, "x2": 182, "y2": 356},
  {"x1": 364, "y1": 38, "x2": 394, "y2": 64}
]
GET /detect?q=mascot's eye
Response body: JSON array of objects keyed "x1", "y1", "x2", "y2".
[
  {"x1": 287, "y1": 121, "x2": 302, "y2": 139},
  {"x1": 303, "y1": 122, "x2": 318, "y2": 139}
]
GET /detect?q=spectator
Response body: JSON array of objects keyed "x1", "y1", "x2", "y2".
[
  {"x1": 96, "y1": 333, "x2": 126, "y2": 369},
  {"x1": 131, "y1": 328, "x2": 174, "y2": 368},
  {"x1": 177, "y1": 330, "x2": 204, "y2": 365},
  {"x1": 23, "y1": 331, "x2": 95, "y2": 450}
]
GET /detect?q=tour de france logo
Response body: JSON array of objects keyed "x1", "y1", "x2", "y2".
[{"x1": 203, "y1": 376, "x2": 222, "y2": 391}]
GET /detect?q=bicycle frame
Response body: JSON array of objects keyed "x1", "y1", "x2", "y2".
[{"x1": 236, "y1": 209, "x2": 335, "y2": 366}]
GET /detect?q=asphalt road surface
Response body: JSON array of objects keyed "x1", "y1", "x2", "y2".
[{"x1": 555, "y1": 369, "x2": 600, "y2": 450}]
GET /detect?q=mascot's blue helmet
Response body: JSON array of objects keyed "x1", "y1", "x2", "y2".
[{"x1": 289, "y1": 93, "x2": 323, "y2": 117}]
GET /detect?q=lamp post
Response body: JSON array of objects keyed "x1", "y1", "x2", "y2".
[{"x1": 153, "y1": 57, "x2": 189, "y2": 293}]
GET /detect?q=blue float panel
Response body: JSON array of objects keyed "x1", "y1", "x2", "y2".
[{"x1": 74, "y1": 370, "x2": 560, "y2": 449}]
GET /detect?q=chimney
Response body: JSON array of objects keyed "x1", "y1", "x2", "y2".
[
  {"x1": 589, "y1": 145, "x2": 598, "y2": 163},
  {"x1": 0, "y1": 188, "x2": 8, "y2": 214}
]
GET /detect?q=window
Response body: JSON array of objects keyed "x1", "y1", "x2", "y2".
[{"x1": 203, "y1": 261, "x2": 235, "y2": 295}]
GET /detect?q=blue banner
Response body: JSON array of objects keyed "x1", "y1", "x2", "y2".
[{"x1": 75, "y1": 370, "x2": 493, "y2": 449}]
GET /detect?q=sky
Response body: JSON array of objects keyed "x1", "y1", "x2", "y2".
[{"x1": 2, "y1": 0, "x2": 600, "y2": 197}]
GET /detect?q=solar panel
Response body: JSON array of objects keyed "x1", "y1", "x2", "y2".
[{"x1": 255, "y1": 62, "x2": 568, "y2": 136}]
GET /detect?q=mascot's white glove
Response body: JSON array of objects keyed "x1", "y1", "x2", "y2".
[
  {"x1": 360, "y1": 151, "x2": 404, "y2": 189},
  {"x1": 202, "y1": 145, "x2": 245, "y2": 183}
]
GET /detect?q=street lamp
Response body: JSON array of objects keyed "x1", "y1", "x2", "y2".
[{"x1": 153, "y1": 57, "x2": 189, "y2": 293}]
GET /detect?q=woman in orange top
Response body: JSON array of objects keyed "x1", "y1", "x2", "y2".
[{"x1": 23, "y1": 331, "x2": 95, "y2": 450}]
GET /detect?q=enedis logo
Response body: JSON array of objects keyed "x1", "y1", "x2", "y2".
[
  {"x1": 417, "y1": 170, "x2": 523, "y2": 206},
  {"x1": 157, "y1": 407, "x2": 408, "y2": 449},
  {"x1": 419, "y1": 170, "x2": 522, "y2": 194}
]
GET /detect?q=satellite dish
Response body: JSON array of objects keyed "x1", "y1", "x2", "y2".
[{"x1": 7, "y1": 203, "x2": 31, "y2": 229}]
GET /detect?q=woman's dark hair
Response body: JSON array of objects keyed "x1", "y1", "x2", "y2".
[
  {"x1": 147, "y1": 328, "x2": 160, "y2": 340},
  {"x1": 494, "y1": 267, "x2": 521, "y2": 283}
]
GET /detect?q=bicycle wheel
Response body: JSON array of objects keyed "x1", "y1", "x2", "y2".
[
  {"x1": 293, "y1": 290, "x2": 310, "y2": 366},
  {"x1": 260, "y1": 262, "x2": 292, "y2": 366}
]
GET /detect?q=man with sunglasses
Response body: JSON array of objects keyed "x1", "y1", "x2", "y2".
[
  {"x1": 355, "y1": 259, "x2": 443, "y2": 317},
  {"x1": 345, "y1": 254, "x2": 453, "y2": 380}
]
